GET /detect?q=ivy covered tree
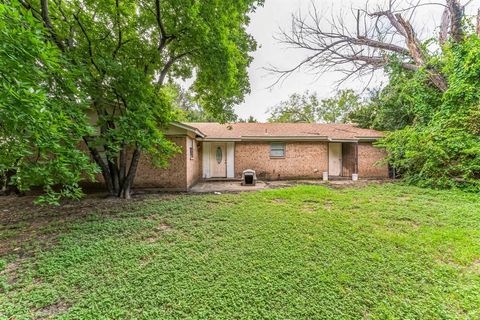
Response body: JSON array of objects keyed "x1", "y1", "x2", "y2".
[
  {"x1": 378, "y1": 35, "x2": 480, "y2": 191},
  {"x1": 0, "y1": 3, "x2": 97, "y2": 204},
  {"x1": 272, "y1": 0, "x2": 479, "y2": 191},
  {"x1": 19, "y1": 0, "x2": 263, "y2": 199}
]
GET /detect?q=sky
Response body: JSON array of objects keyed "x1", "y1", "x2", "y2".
[{"x1": 234, "y1": 0, "x2": 479, "y2": 121}]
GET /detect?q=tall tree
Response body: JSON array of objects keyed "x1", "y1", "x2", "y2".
[
  {"x1": 268, "y1": 90, "x2": 360, "y2": 123},
  {"x1": 346, "y1": 65, "x2": 443, "y2": 131},
  {"x1": 377, "y1": 34, "x2": 480, "y2": 191},
  {"x1": 268, "y1": 91, "x2": 319, "y2": 123},
  {"x1": 319, "y1": 89, "x2": 361, "y2": 123},
  {"x1": 176, "y1": 87, "x2": 235, "y2": 123},
  {"x1": 271, "y1": 0, "x2": 479, "y2": 92},
  {"x1": 237, "y1": 116, "x2": 258, "y2": 123},
  {"x1": 0, "y1": 2, "x2": 96, "y2": 204},
  {"x1": 20, "y1": 0, "x2": 263, "y2": 198}
]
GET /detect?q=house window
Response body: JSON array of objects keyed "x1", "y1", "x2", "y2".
[
  {"x1": 189, "y1": 139, "x2": 194, "y2": 159},
  {"x1": 270, "y1": 142, "x2": 285, "y2": 158},
  {"x1": 215, "y1": 146, "x2": 223, "y2": 164}
]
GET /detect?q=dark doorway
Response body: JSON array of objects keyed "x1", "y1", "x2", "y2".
[{"x1": 342, "y1": 143, "x2": 357, "y2": 177}]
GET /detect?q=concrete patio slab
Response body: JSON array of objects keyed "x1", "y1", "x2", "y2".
[
  {"x1": 189, "y1": 179, "x2": 391, "y2": 194},
  {"x1": 190, "y1": 180, "x2": 269, "y2": 193}
]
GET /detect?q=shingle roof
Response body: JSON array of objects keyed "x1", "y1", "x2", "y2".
[{"x1": 184, "y1": 122, "x2": 384, "y2": 141}]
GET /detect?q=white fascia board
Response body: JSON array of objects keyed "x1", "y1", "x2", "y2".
[
  {"x1": 170, "y1": 122, "x2": 206, "y2": 138},
  {"x1": 356, "y1": 136, "x2": 383, "y2": 142},
  {"x1": 240, "y1": 136, "x2": 329, "y2": 141},
  {"x1": 328, "y1": 138, "x2": 359, "y2": 143}
]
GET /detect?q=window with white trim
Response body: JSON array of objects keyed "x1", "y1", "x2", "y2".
[{"x1": 270, "y1": 142, "x2": 285, "y2": 158}]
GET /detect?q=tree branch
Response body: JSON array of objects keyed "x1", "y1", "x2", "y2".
[
  {"x1": 395, "y1": 13, "x2": 447, "y2": 91},
  {"x1": 477, "y1": 8, "x2": 480, "y2": 37},
  {"x1": 40, "y1": 0, "x2": 65, "y2": 51},
  {"x1": 446, "y1": 0, "x2": 464, "y2": 43},
  {"x1": 73, "y1": 13, "x2": 102, "y2": 74},
  {"x1": 155, "y1": 0, "x2": 173, "y2": 52},
  {"x1": 112, "y1": 0, "x2": 122, "y2": 59},
  {"x1": 158, "y1": 52, "x2": 190, "y2": 86},
  {"x1": 439, "y1": 6, "x2": 450, "y2": 45}
]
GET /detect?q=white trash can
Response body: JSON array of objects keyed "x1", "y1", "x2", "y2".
[
  {"x1": 352, "y1": 173, "x2": 359, "y2": 181},
  {"x1": 323, "y1": 172, "x2": 329, "y2": 181}
]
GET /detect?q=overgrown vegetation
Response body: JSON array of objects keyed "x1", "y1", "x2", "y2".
[
  {"x1": 0, "y1": 0, "x2": 262, "y2": 202},
  {"x1": 1, "y1": 184, "x2": 479, "y2": 319},
  {"x1": 275, "y1": 0, "x2": 480, "y2": 191},
  {"x1": 0, "y1": 3, "x2": 97, "y2": 203},
  {"x1": 352, "y1": 35, "x2": 480, "y2": 191}
]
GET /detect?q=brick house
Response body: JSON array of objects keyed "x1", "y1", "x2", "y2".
[{"x1": 132, "y1": 122, "x2": 389, "y2": 191}]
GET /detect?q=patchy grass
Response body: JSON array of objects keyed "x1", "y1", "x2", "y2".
[{"x1": 0, "y1": 184, "x2": 479, "y2": 319}]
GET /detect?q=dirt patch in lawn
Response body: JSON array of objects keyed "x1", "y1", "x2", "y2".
[
  {"x1": 0, "y1": 191, "x2": 179, "y2": 257},
  {"x1": 35, "y1": 301, "x2": 71, "y2": 319},
  {"x1": 0, "y1": 260, "x2": 22, "y2": 288},
  {"x1": 143, "y1": 222, "x2": 173, "y2": 243}
]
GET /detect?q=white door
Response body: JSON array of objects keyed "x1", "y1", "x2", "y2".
[
  {"x1": 328, "y1": 143, "x2": 342, "y2": 176},
  {"x1": 210, "y1": 143, "x2": 227, "y2": 178}
]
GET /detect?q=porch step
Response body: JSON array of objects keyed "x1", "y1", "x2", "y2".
[
  {"x1": 201, "y1": 178, "x2": 242, "y2": 182},
  {"x1": 328, "y1": 176, "x2": 352, "y2": 181}
]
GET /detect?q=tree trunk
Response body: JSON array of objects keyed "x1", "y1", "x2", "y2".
[
  {"x1": 0, "y1": 169, "x2": 22, "y2": 196},
  {"x1": 106, "y1": 149, "x2": 120, "y2": 195},
  {"x1": 119, "y1": 148, "x2": 141, "y2": 199},
  {"x1": 85, "y1": 137, "x2": 142, "y2": 199},
  {"x1": 84, "y1": 138, "x2": 116, "y2": 196},
  {"x1": 119, "y1": 145, "x2": 127, "y2": 186},
  {"x1": 477, "y1": 9, "x2": 480, "y2": 37},
  {"x1": 447, "y1": 0, "x2": 464, "y2": 43},
  {"x1": 396, "y1": 13, "x2": 448, "y2": 92}
]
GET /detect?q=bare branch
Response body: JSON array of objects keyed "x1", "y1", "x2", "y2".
[
  {"x1": 270, "y1": 1, "x2": 453, "y2": 92},
  {"x1": 394, "y1": 13, "x2": 425, "y2": 65},
  {"x1": 369, "y1": 10, "x2": 407, "y2": 37},
  {"x1": 395, "y1": 13, "x2": 447, "y2": 91}
]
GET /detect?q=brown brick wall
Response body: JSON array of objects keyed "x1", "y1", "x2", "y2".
[
  {"x1": 234, "y1": 142, "x2": 328, "y2": 180},
  {"x1": 186, "y1": 137, "x2": 201, "y2": 188},
  {"x1": 86, "y1": 136, "x2": 196, "y2": 190},
  {"x1": 357, "y1": 142, "x2": 389, "y2": 178},
  {"x1": 133, "y1": 136, "x2": 188, "y2": 189}
]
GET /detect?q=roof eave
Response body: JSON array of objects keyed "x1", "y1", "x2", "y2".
[
  {"x1": 170, "y1": 121, "x2": 206, "y2": 138},
  {"x1": 197, "y1": 138, "x2": 242, "y2": 142},
  {"x1": 356, "y1": 136, "x2": 383, "y2": 142}
]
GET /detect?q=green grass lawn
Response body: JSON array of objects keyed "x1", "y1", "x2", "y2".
[{"x1": 1, "y1": 184, "x2": 479, "y2": 319}]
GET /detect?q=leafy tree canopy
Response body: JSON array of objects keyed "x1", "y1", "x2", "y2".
[
  {"x1": 268, "y1": 89, "x2": 361, "y2": 124},
  {"x1": 0, "y1": 3, "x2": 97, "y2": 204},
  {"x1": 17, "y1": 0, "x2": 263, "y2": 199}
]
